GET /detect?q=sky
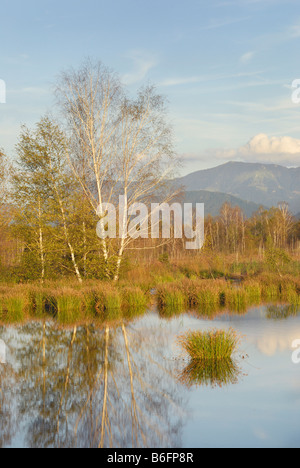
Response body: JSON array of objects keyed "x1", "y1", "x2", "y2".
[{"x1": 1, "y1": 0, "x2": 300, "y2": 175}]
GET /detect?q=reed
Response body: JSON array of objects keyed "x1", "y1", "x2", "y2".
[
  {"x1": 82, "y1": 288, "x2": 98, "y2": 318},
  {"x1": 122, "y1": 286, "x2": 148, "y2": 309},
  {"x1": 0, "y1": 295, "x2": 27, "y2": 322},
  {"x1": 56, "y1": 291, "x2": 83, "y2": 324},
  {"x1": 243, "y1": 281, "x2": 262, "y2": 305},
  {"x1": 0, "y1": 266, "x2": 299, "y2": 325},
  {"x1": 156, "y1": 283, "x2": 186, "y2": 311},
  {"x1": 224, "y1": 288, "x2": 248, "y2": 312},
  {"x1": 179, "y1": 328, "x2": 240, "y2": 361},
  {"x1": 98, "y1": 285, "x2": 122, "y2": 321},
  {"x1": 26, "y1": 287, "x2": 54, "y2": 318},
  {"x1": 121, "y1": 286, "x2": 148, "y2": 319}
]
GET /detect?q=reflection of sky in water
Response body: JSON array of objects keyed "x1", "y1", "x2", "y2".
[
  {"x1": 164, "y1": 308, "x2": 300, "y2": 449},
  {"x1": 0, "y1": 339, "x2": 6, "y2": 364},
  {"x1": 0, "y1": 305, "x2": 300, "y2": 448}
]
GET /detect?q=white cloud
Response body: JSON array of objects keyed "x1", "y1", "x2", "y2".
[
  {"x1": 159, "y1": 70, "x2": 267, "y2": 88},
  {"x1": 181, "y1": 134, "x2": 300, "y2": 171},
  {"x1": 122, "y1": 50, "x2": 158, "y2": 85},
  {"x1": 241, "y1": 133, "x2": 300, "y2": 155},
  {"x1": 240, "y1": 51, "x2": 255, "y2": 64},
  {"x1": 199, "y1": 16, "x2": 250, "y2": 30},
  {"x1": 216, "y1": 134, "x2": 300, "y2": 166},
  {"x1": 289, "y1": 20, "x2": 300, "y2": 38}
]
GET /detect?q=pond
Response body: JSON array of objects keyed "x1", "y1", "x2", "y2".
[{"x1": 0, "y1": 304, "x2": 300, "y2": 448}]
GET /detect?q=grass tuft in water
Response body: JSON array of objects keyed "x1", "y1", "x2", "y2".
[{"x1": 179, "y1": 328, "x2": 240, "y2": 361}]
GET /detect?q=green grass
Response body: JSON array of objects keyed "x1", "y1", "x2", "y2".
[
  {"x1": 122, "y1": 286, "x2": 147, "y2": 309},
  {"x1": 56, "y1": 293, "x2": 83, "y2": 324},
  {"x1": 0, "y1": 267, "x2": 299, "y2": 325},
  {"x1": 0, "y1": 297, "x2": 26, "y2": 322},
  {"x1": 82, "y1": 289, "x2": 98, "y2": 318},
  {"x1": 179, "y1": 328, "x2": 240, "y2": 361},
  {"x1": 121, "y1": 286, "x2": 148, "y2": 319},
  {"x1": 156, "y1": 283, "x2": 186, "y2": 311}
]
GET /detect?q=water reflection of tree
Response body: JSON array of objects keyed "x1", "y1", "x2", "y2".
[
  {"x1": 0, "y1": 362, "x2": 16, "y2": 447},
  {"x1": 0, "y1": 320, "x2": 185, "y2": 448},
  {"x1": 179, "y1": 359, "x2": 241, "y2": 389}
]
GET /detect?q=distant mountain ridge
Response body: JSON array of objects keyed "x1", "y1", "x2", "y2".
[
  {"x1": 176, "y1": 162, "x2": 300, "y2": 213},
  {"x1": 183, "y1": 190, "x2": 264, "y2": 218}
]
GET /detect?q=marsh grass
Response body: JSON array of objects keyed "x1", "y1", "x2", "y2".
[
  {"x1": 82, "y1": 289, "x2": 98, "y2": 318},
  {"x1": 56, "y1": 291, "x2": 83, "y2": 324},
  {"x1": 243, "y1": 281, "x2": 262, "y2": 304},
  {"x1": 27, "y1": 287, "x2": 57, "y2": 318},
  {"x1": 224, "y1": 288, "x2": 248, "y2": 312},
  {"x1": 0, "y1": 296, "x2": 26, "y2": 322},
  {"x1": 101, "y1": 287, "x2": 122, "y2": 321},
  {"x1": 156, "y1": 283, "x2": 186, "y2": 312},
  {"x1": 121, "y1": 287, "x2": 148, "y2": 319},
  {"x1": 0, "y1": 267, "x2": 299, "y2": 325},
  {"x1": 122, "y1": 286, "x2": 147, "y2": 309},
  {"x1": 179, "y1": 328, "x2": 240, "y2": 361}
]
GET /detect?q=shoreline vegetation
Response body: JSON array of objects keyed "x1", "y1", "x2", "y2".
[{"x1": 0, "y1": 256, "x2": 299, "y2": 325}]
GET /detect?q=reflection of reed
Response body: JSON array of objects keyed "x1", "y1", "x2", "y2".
[
  {"x1": 99, "y1": 325, "x2": 109, "y2": 448},
  {"x1": 266, "y1": 305, "x2": 299, "y2": 321},
  {"x1": 179, "y1": 358, "x2": 241, "y2": 389}
]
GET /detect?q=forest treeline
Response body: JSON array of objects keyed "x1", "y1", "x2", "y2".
[{"x1": 0, "y1": 60, "x2": 299, "y2": 284}]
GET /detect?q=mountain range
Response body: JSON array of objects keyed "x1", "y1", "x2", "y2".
[
  {"x1": 176, "y1": 162, "x2": 300, "y2": 215},
  {"x1": 183, "y1": 190, "x2": 263, "y2": 218}
]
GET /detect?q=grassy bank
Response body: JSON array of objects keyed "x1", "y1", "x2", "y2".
[
  {"x1": 156, "y1": 273, "x2": 300, "y2": 316},
  {"x1": 0, "y1": 257, "x2": 299, "y2": 324},
  {"x1": 0, "y1": 282, "x2": 149, "y2": 325}
]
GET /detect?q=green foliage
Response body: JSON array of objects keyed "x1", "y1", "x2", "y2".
[{"x1": 265, "y1": 245, "x2": 291, "y2": 274}]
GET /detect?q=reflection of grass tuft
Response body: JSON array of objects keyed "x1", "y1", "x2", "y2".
[
  {"x1": 178, "y1": 328, "x2": 242, "y2": 388},
  {"x1": 179, "y1": 358, "x2": 241, "y2": 388}
]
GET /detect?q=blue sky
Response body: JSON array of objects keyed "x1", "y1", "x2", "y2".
[{"x1": 1, "y1": 0, "x2": 300, "y2": 174}]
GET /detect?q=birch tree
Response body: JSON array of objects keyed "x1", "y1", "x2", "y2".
[
  {"x1": 56, "y1": 59, "x2": 178, "y2": 281},
  {"x1": 13, "y1": 118, "x2": 83, "y2": 283}
]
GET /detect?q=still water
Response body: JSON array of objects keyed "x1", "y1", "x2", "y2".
[{"x1": 0, "y1": 305, "x2": 300, "y2": 448}]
